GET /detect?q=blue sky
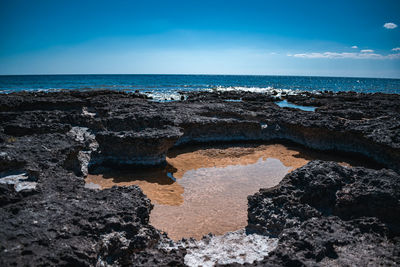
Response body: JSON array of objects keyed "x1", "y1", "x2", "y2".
[{"x1": 0, "y1": 0, "x2": 399, "y2": 78}]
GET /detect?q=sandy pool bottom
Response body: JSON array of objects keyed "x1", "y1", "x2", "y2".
[{"x1": 86, "y1": 143, "x2": 359, "y2": 240}]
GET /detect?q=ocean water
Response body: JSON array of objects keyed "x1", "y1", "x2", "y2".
[{"x1": 0, "y1": 75, "x2": 399, "y2": 100}]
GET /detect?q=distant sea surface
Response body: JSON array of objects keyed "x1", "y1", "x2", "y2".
[{"x1": 0, "y1": 75, "x2": 399, "y2": 100}]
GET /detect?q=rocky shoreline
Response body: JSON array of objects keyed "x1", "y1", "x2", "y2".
[{"x1": 0, "y1": 90, "x2": 399, "y2": 266}]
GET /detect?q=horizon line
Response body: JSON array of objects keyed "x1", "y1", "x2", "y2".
[{"x1": 0, "y1": 73, "x2": 399, "y2": 80}]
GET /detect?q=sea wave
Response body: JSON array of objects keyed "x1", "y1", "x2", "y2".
[
  {"x1": 147, "y1": 91, "x2": 183, "y2": 101},
  {"x1": 209, "y1": 86, "x2": 304, "y2": 96},
  {"x1": 0, "y1": 85, "x2": 313, "y2": 100},
  {"x1": 146, "y1": 86, "x2": 304, "y2": 101},
  {"x1": 0, "y1": 88, "x2": 65, "y2": 94}
]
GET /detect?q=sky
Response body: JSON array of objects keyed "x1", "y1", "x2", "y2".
[{"x1": 0, "y1": 0, "x2": 399, "y2": 78}]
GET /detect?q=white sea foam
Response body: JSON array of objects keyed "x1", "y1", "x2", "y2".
[
  {"x1": 146, "y1": 86, "x2": 305, "y2": 101},
  {"x1": 36, "y1": 88, "x2": 63, "y2": 92},
  {"x1": 0, "y1": 88, "x2": 64, "y2": 94},
  {"x1": 210, "y1": 86, "x2": 303, "y2": 97},
  {"x1": 158, "y1": 229, "x2": 278, "y2": 267},
  {"x1": 147, "y1": 91, "x2": 183, "y2": 101},
  {"x1": 211, "y1": 86, "x2": 275, "y2": 93}
]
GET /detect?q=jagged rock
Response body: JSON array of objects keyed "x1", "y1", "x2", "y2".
[
  {"x1": 0, "y1": 184, "x2": 171, "y2": 266},
  {"x1": 245, "y1": 161, "x2": 400, "y2": 265},
  {"x1": 0, "y1": 90, "x2": 399, "y2": 266}
]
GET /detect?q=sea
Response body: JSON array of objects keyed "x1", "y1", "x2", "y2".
[{"x1": 0, "y1": 74, "x2": 399, "y2": 100}]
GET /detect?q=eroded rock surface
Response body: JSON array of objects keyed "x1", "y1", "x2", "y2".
[
  {"x1": 0, "y1": 90, "x2": 399, "y2": 266},
  {"x1": 245, "y1": 161, "x2": 400, "y2": 266}
]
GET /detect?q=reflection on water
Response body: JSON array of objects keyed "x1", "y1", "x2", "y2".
[
  {"x1": 151, "y1": 158, "x2": 290, "y2": 240},
  {"x1": 85, "y1": 143, "x2": 374, "y2": 240},
  {"x1": 85, "y1": 165, "x2": 184, "y2": 205}
]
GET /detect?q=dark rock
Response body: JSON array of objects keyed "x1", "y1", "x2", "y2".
[
  {"x1": 245, "y1": 161, "x2": 400, "y2": 265},
  {"x1": 91, "y1": 126, "x2": 183, "y2": 168},
  {"x1": 248, "y1": 216, "x2": 400, "y2": 266},
  {"x1": 185, "y1": 91, "x2": 276, "y2": 103},
  {"x1": 0, "y1": 90, "x2": 399, "y2": 265},
  {"x1": 0, "y1": 183, "x2": 177, "y2": 266}
]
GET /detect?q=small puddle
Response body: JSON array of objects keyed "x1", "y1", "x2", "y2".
[
  {"x1": 85, "y1": 143, "x2": 372, "y2": 240},
  {"x1": 276, "y1": 99, "x2": 316, "y2": 111}
]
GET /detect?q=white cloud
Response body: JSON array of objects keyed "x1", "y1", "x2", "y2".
[
  {"x1": 361, "y1": 49, "x2": 374, "y2": 53},
  {"x1": 383, "y1": 22, "x2": 398, "y2": 29},
  {"x1": 392, "y1": 47, "x2": 400, "y2": 51},
  {"x1": 289, "y1": 51, "x2": 400, "y2": 59},
  {"x1": 351, "y1": 46, "x2": 358, "y2": 49}
]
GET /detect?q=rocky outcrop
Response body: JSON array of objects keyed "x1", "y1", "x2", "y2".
[
  {"x1": 91, "y1": 126, "x2": 182, "y2": 169},
  {"x1": 183, "y1": 90, "x2": 400, "y2": 171},
  {"x1": 0, "y1": 90, "x2": 399, "y2": 266},
  {"x1": 0, "y1": 182, "x2": 173, "y2": 266},
  {"x1": 1, "y1": 90, "x2": 399, "y2": 172},
  {"x1": 245, "y1": 161, "x2": 400, "y2": 266}
]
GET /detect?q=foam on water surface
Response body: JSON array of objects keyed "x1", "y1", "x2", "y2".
[{"x1": 210, "y1": 86, "x2": 303, "y2": 97}]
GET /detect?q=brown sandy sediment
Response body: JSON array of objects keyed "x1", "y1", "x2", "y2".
[
  {"x1": 167, "y1": 144, "x2": 307, "y2": 178},
  {"x1": 86, "y1": 143, "x2": 311, "y2": 206},
  {"x1": 167, "y1": 143, "x2": 363, "y2": 178}
]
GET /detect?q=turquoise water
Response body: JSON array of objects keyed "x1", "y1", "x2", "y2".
[
  {"x1": 276, "y1": 100, "x2": 316, "y2": 111},
  {"x1": 0, "y1": 75, "x2": 399, "y2": 99}
]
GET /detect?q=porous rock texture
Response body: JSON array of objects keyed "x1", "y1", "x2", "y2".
[
  {"x1": 0, "y1": 89, "x2": 399, "y2": 266},
  {"x1": 244, "y1": 161, "x2": 400, "y2": 266}
]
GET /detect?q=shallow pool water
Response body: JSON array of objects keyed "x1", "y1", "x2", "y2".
[
  {"x1": 276, "y1": 99, "x2": 316, "y2": 111},
  {"x1": 151, "y1": 157, "x2": 289, "y2": 240},
  {"x1": 85, "y1": 143, "x2": 372, "y2": 240}
]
